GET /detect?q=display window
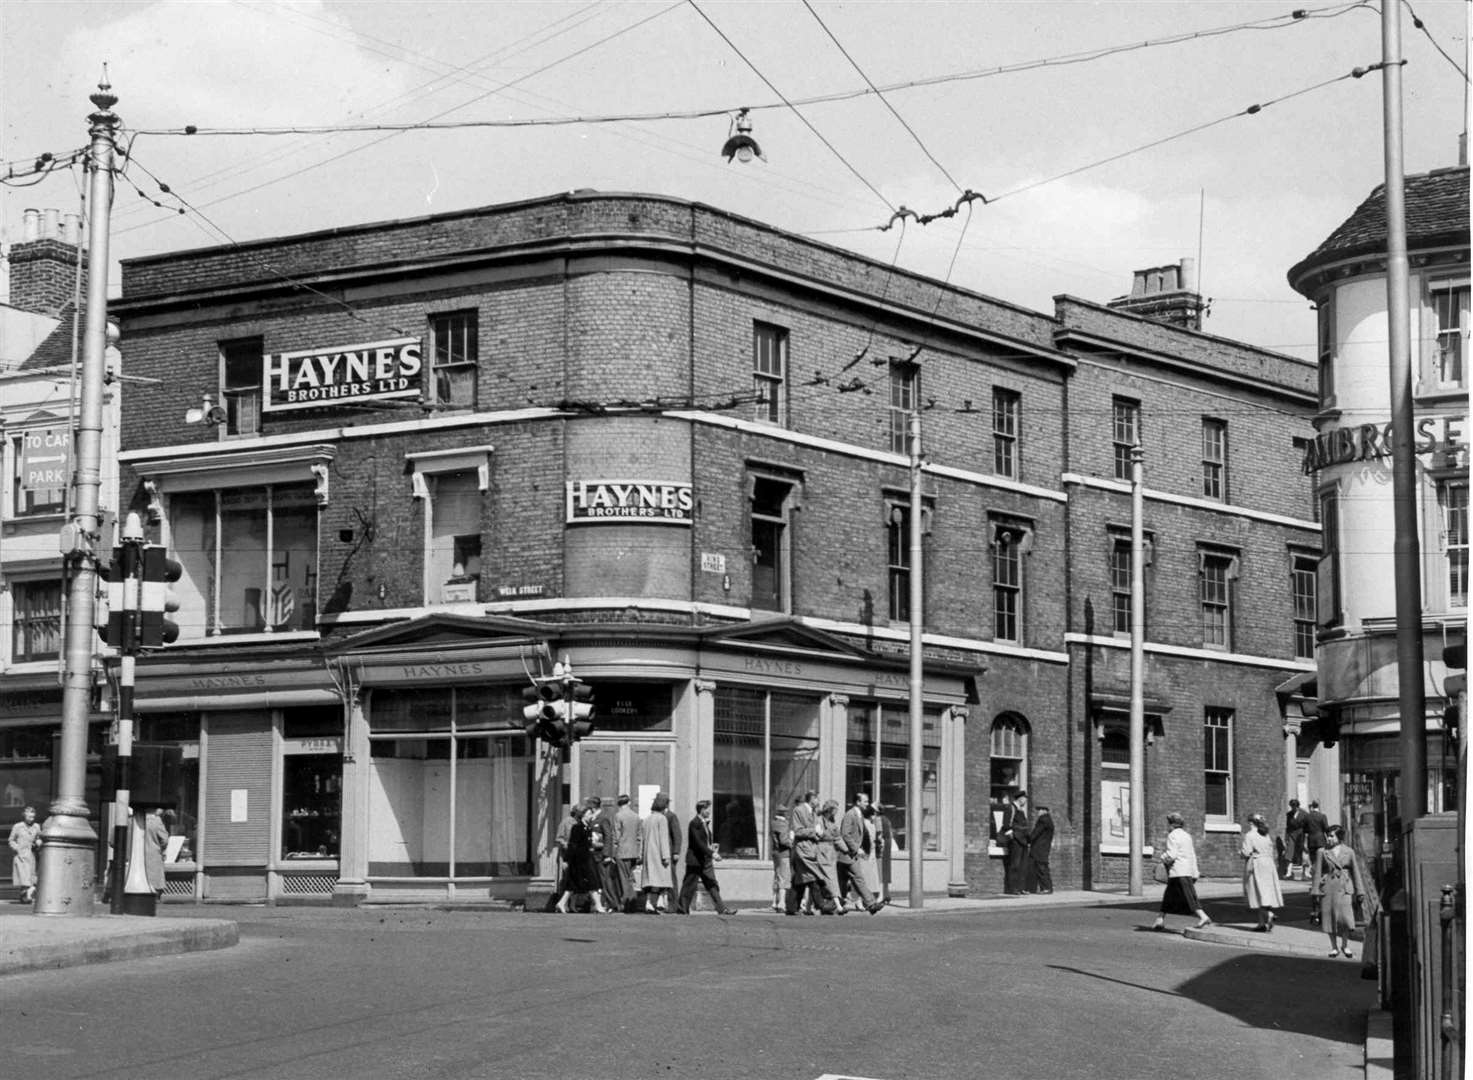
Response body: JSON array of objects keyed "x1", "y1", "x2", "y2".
[
  {"x1": 713, "y1": 687, "x2": 820, "y2": 860},
  {"x1": 846, "y1": 701, "x2": 941, "y2": 854}
]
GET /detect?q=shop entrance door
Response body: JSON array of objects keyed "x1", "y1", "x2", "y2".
[{"x1": 576, "y1": 742, "x2": 672, "y2": 805}]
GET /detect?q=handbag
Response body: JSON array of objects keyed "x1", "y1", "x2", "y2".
[{"x1": 1152, "y1": 861, "x2": 1170, "y2": 885}]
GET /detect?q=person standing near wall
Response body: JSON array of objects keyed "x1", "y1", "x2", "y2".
[
  {"x1": 1026, "y1": 804, "x2": 1054, "y2": 895},
  {"x1": 1284, "y1": 799, "x2": 1308, "y2": 879},
  {"x1": 999, "y1": 790, "x2": 1031, "y2": 895},
  {"x1": 8, "y1": 805, "x2": 40, "y2": 904}
]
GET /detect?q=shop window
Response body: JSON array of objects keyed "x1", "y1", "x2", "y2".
[
  {"x1": 8, "y1": 430, "x2": 67, "y2": 517},
  {"x1": 713, "y1": 688, "x2": 821, "y2": 861},
  {"x1": 428, "y1": 311, "x2": 478, "y2": 409},
  {"x1": 1292, "y1": 552, "x2": 1318, "y2": 659},
  {"x1": 366, "y1": 687, "x2": 532, "y2": 877},
  {"x1": 1201, "y1": 418, "x2": 1228, "y2": 501},
  {"x1": 282, "y1": 755, "x2": 341, "y2": 859},
  {"x1": 750, "y1": 474, "x2": 794, "y2": 613},
  {"x1": 1203, "y1": 707, "x2": 1234, "y2": 823},
  {"x1": 134, "y1": 714, "x2": 202, "y2": 864},
  {"x1": 1428, "y1": 283, "x2": 1468, "y2": 389},
  {"x1": 846, "y1": 700, "x2": 941, "y2": 855},
  {"x1": 988, "y1": 713, "x2": 1028, "y2": 845},
  {"x1": 992, "y1": 387, "x2": 1020, "y2": 479},
  {"x1": 10, "y1": 579, "x2": 62, "y2": 661},
  {"x1": 1098, "y1": 728, "x2": 1133, "y2": 850},
  {"x1": 1112, "y1": 396, "x2": 1140, "y2": 480},
  {"x1": 220, "y1": 337, "x2": 262, "y2": 438},
  {"x1": 1199, "y1": 547, "x2": 1239, "y2": 650},
  {"x1": 753, "y1": 322, "x2": 788, "y2": 425},
  {"x1": 889, "y1": 361, "x2": 918, "y2": 456},
  {"x1": 1442, "y1": 481, "x2": 1468, "y2": 609},
  {"x1": 169, "y1": 484, "x2": 317, "y2": 636}
]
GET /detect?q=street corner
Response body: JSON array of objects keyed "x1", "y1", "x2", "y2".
[
  {"x1": 1181, "y1": 918, "x2": 1346, "y2": 958},
  {"x1": 0, "y1": 915, "x2": 239, "y2": 977}
]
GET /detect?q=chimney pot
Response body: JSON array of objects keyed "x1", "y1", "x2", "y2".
[
  {"x1": 22, "y1": 209, "x2": 39, "y2": 242},
  {"x1": 42, "y1": 209, "x2": 60, "y2": 239}
]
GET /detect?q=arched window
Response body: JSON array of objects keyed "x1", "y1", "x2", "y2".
[{"x1": 989, "y1": 713, "x2": 1029, "y2": 843}]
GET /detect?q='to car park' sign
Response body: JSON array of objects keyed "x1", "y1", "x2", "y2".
[
  {"x1": 20, "y1": 427, "x2": 70, "y2": 491},
  {"x1": 263, "y1": 337, "x2": 423, "y2": 412}
]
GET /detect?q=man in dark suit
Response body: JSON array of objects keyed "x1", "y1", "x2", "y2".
[
  {"x1": 999, "y1": 790, "x2": 1030, "y2": 894},
  {"x1": 1284, "y1": 799, "x2": 1308, "y2": 879},
  {"x1": 1026, "y1": 804, "x2": 1054, "y2": 894},
  {"x1": 676, "y1": 800, "x2": 738, "y2": 915},
  {"x1": 1304, "y1": 800, "x2": 1330, "y2": 923}
]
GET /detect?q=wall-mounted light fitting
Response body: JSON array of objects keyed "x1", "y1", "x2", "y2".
[{"x1": 183, "y1": 393, "x2": 227, "y2": 426}]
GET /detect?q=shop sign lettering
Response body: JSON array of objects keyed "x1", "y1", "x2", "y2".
[
  {"x1": 497, "y1": 584, "x2": 545, "y2": 597},
  {"x1": 186, "y1": 673, "x2": 269, "y2": 690},
  {"x1": 1301, "y1": 414, "x2": 1467, "y2": 473},
  {"x1": 263, "y1": 337, "x2": 423, "y2": 412},
  {"x1": 743, "y1": 657, "x2": 804, "y2": 676},
  {"x1": 19, "y1": 426, "x2": 70, "y2": 491},
  {"x1": 398, "y1": 662, "x2": 488, "y2": 680},
  {"x1": 566, "y1": 480, "x2": 693, "y2": 525}
]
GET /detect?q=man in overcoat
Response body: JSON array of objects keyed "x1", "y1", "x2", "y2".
[
  {"x1": 999, "y1": 790, "x2": 1031, "y2": 895},
  {"x1": 837, "y1": 792, "x2": 883, "y2": 913}
]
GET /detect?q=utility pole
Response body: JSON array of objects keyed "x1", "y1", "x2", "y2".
[
  {"x1": 1128, "y1": 445, "x2": 1146, "y2": 897},
  {"x1": 907, "y1": 409, "x2": 925, "y2": 910},
  {"x1": 34, "y1": 77, "x2": 118, "y2": 917}
]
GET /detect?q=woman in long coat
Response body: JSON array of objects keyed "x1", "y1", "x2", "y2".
[
  {"x1": 1241, "y1": 812, "x2": 1284, "y2": 931},
  {"x1": 816, "y1": 800, "x2": 844, "y2": 912},
  {"x1": 556, "y1": 803, "x2": 609, "y2": 913},
  {"x1": 8, "y1": 805, "x2": 41, "y2": 904},
  {"x1": 1311, "y1": 824, "x2": 1367, "y2": 958},
  {"x1": 638, "y1": 794, "x2": 674, "y2": 914}
]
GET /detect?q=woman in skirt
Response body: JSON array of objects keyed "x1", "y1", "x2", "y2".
[
  {"x1": 1311, "y1": 824, "x2": 1367, "y2": 958},
  {"x1": 1151, "y1": 811, "x2": 1212, "y2": 931}
]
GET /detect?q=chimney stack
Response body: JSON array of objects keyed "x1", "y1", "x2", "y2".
[
  {"x1": 1107, "y1": 258, "x2": 1205, "y2": 331},
  {"x1": 8, "y1": 206, "x2": 86, "y2": 318}
]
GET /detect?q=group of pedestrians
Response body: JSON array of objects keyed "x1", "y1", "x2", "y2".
[
  {"x1": 1150, "y1": 805, "x2": 1370, "y2": 959},
  {"x1": 770, "y1": 790, "x2": 891, "y2": 916},
  {"x1": 551, "y1": 792, "x2": 740, "y2": 916},
  {"x1": 996, "y1": 790, "x2": 1053, "y2": 895}
]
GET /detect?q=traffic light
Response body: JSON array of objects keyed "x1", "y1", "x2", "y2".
[
  {"x1": 138, "y1": 545, "x2": 182, "y2": 647},
  {"x1": 100, "y1": 541, "x2": 141, "y2": 651},
  {"x1": 520, "y1": 680, "x2": 567, "y2": 747},
  {"x1": 568, "y1": 682, "x2": 596, "y2": 744}
]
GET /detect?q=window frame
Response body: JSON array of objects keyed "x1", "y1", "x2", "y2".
[
  {"x1": 1317, "y1": 487, "x2": 1344, "y2": 628},
  {"x1": 220, "y1": 337, "x2": 263, "y2": 439},
  {"x1": 1316, "y1": 298, "x2": 1336, "y2": 406},
  {"x1": 1203, "y1": 707, "x2": 1235, "y2": 824},
  {"x1": 1112, "y1": 396, "x2": 1140, "y2": 481},
  {"x1": 1291, "y1": 551, "x2": 1318, "y2": 659},
  {"x1": 887, "y1": 502, "x2": 911, "y2": 622},
  {"x1": 1201, "y1": 417, "x2": 1228, "y2": 501},
  {"x1": 991, "y1": 522, "x2": 1027, "y2": 643},
  {"x1": 752, "y1": 322, "x2": 789, "y2": 425},
  {"x1": 427, "y1": 310, "x2": 479, "y2": 410},
  {"x1": 992, "y1": 387, "x2": 1020, "y2": 479},
  {"x1": 408, "y1": 447, "x2": 493, "y2": 606},
  {"x1": 1442, "y1": 480, "x2": 1469, "y2": 610},
  {"x1": 988, "y1": 713, "x2": 1029, "y2": 850},
  {"x1": 1198, "y1": 547, "x2": 1239, "y2": 650},
  {"x1": 1427, "y1": 281, "x2": 1469, "y2": 391},
  {"x1": 889, "y1": 361, "x2": 918, "y2": 457},
  {"x1": 8, "y1": 577, "x2": 63, "y2": 662},
  {"x1": 749, "y1": 473, "x2": 796, "y2": 613}
]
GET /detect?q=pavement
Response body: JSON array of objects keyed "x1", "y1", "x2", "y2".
[{"x1": 0, "y1": 877, "x2": 1389, "y2": 1077}]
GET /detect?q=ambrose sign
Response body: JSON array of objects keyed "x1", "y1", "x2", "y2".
[
  {"x1": 566, "y1": 480, "x2": 693, "y2": 525},
  {"x1": 264, "y1": 338, "x2": 423, "y2": 412}
]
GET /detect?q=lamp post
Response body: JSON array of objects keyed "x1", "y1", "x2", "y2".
[
  {"x1": 1128, "y1": 445, "x2": 1146, "y2": 897},
  {"x1": 907, "y1": 409, "x2": 925, "y2": 910},
  {"x1": 34, "y1": 79, "x2": 118, "y2": 917}
]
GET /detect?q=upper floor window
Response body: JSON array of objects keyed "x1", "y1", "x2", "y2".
[
  {"x1": 1318, "y1": 489, "x2": 1343, "y2": 629},
  {"x1": 1112, "y1": 397, "x2": 1140, "y2": 480},
  {"x1": 1292, "y1": 552, "x2": 1318, "y2": 659},
  {"x1": 753, "y1": 323, "x2": 788, "y2": 425},
  {"x1": 1110, "y1": 537, "x2": 1132, "y2": 636},
  {"x1": 992, "y1": 521, "x2": 1029, "y2": 643},
  {"x1": 428, "y1": 311, "x2": 478, "y2": 409},
  {"x1": 8, "y1": 430, "x2": 67, "y2": 517},
  {"x1": 1203, "y1": 707, "x2": 1234, "y2": 822},
  {"x1": 1316, "y1": 299, "x2": 1336, "y2": 404},
  {"x1": 992, "y1": 388, "x2": 1020, "y2": 479},
  {"x1": 426, "y1": 470, "x2": 483, "y2": 605},
  {"x1": 750, "y1": 474, "x2": 796, "y2": 613},
  {"x1": 1199, "y1": 548, "x2": 1239, "y2": 650},
  {"x1": 890, "y1": 362, "x2": 918, "y2": 456},
  {"x1": 9, "y1": 579, "x2": 62, "y2": 661},
  {"x1": 1443, "y1": 481, "x2": 1469, "y2": 609},
  {"x1": 221, "y1": 338, "x2": 263, "y2": 437},
  {"x1": 1201, "y1": 418, "x2": 1228, "y2": 501},
  {"x1": 169, "y1": 484, "x2": 318, "y2": 637},
  {"x1": 1429, "y1": 283, "x2": 1468, "y2": 389},
  {"x1": 887, "y1": 502, "x2": 911, "y2": 622}
]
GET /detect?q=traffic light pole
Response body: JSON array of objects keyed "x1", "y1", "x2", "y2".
[
  {"x1": 35, "y1": 78, "x2": 118, "y2": 917},
  {"x1": 106, "y1": 526, "x2": 141, "y2": 914}
]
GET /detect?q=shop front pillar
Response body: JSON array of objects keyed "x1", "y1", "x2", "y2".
[
  {"x1": 691, "y1": 679, "x2": 717, "y2": 809},
  {"x1": 332, "y1": 691, "x2": 370, "y2": 906},
  {"x1": 1282, "y1": 718, "x2": 1301, "y2": 813},
  {"x1": 823, "y1": 695, "x2": 849, "y2": 800},
  {"x1": 947, "y1": 706, "x2": 969, "y2": 897}
]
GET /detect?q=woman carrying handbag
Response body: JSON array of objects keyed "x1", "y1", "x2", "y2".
[{"x1": 1151, "y1": 812, "x2": 1211, "y2": 931}]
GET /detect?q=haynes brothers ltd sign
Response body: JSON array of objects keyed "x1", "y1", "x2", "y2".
[{"x1": 263, "y1": 337, "x2": 423, "y2": 412}]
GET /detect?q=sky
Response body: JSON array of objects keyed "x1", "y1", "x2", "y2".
[{"x1": 2, "y1": 0, "x2": 1468, "y2": 361}]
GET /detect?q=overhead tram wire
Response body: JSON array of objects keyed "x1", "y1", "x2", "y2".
[
  {"x1": 799, "y1": 0, "x2": 963, "y2": 194},
  {"x1": 128, "y1": 2, "x2": 1373, "y2": 140},
  {"x1": 1401, "y1": 0, "x2": 1470, "y2": 81},
  {"x1": 684, "y1": 0, "x2": 894, "y2": 213},
  {"x1": 114, "y1": 1, "x2": 686, "y2": 237}
]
